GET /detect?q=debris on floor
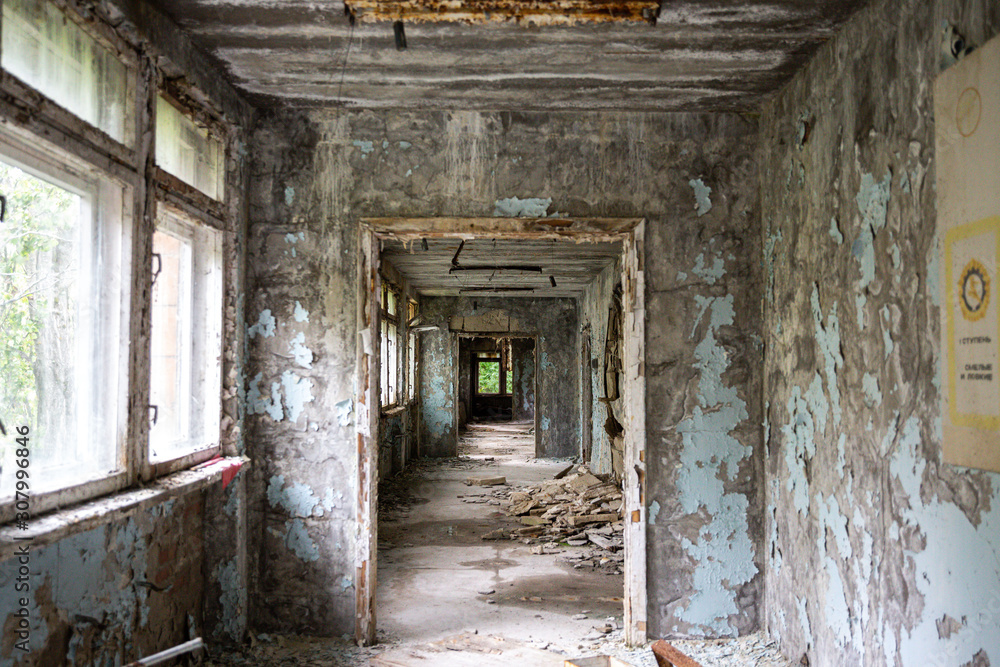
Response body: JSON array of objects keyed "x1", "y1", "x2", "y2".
[
  {"x1": 476, "y1": 464, "x2": 625, "y2": 574},
  {"x1": 205, "y1": 633, "x2": 379, "y2": 666},
  {"x1": 372, "y1": 631, "x2": 565, "y2": 666},
  {"x1": 465, "y1": 475, "x2": 507, "y2": 486}
]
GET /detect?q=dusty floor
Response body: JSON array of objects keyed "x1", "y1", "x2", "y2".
[{"x1": 208, "y1": 420, "x2": 793, "y2": 666}]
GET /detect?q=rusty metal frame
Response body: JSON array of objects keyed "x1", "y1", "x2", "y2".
[{"x1": 356, "y1": 217, "x2": 647, "y2": 645}]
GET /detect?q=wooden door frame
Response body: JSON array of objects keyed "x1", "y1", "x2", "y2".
[{"x1": 356, "y1": 217, "x2": 647, "y2": 646}]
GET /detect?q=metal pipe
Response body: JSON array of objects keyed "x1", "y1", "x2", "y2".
[{"x1": 125, "y1": 638, "x2": 204, "y2": 666}]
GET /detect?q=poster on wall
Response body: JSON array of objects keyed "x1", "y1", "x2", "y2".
[{"x1": 935, "y1": 32, "x2": 1000, "y2": 472}]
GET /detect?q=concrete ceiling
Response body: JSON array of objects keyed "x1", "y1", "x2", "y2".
[
  {"x1": 381, "y1": 237, "x2": 621, "y2": 297},
  {"x1": 149, "y1": 0, "x2": 871, "y2": 111}
]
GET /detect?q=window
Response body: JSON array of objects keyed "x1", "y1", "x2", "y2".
[
  {"x1": 0, "y1": 132, "x2": 129, "y2": 504},
  {"x1": 406, "y1": 299, "x2": 418, "y2": 402},
  {"x1": 380, "y1": 283, "x2": 399, "y2": 407},
  {"x1": 1, "y1": 0, "x2": 131, "y2": 143},
  {"x1": 155, "y1": 96, "x2": 225, "y2": 200},
  {"x1": 149, "y1": 207, "x2": 223, "y2": 465},
  {"x1": 476, "y1": 353, "x2": 501, "y2": 394}
]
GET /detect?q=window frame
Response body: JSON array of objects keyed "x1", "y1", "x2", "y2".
[
  {"x1": 406, "y1": 298, "x2": 419, "y2": 403},
  {"x1": 0, "y1": 0, "x2": 139, "y2": 149},
  {"x1": 380, "y1": 281, "x2": 401, "y2": 409},
  {"x1": 154, "y1": 92, "x2": 227, "y2": 203},
  {"x1": 0, "y1": 118, "x2": 134, "y2": 525},
  {"x1": 0, "y1": 0, "x2": 240, "y2": 524},
  {"x1": 145, "y1": 201, "x2": 224, "y2": 480}
]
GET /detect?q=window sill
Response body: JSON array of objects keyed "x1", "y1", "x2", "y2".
[
  {"x1": 381, "y1": 405, "x2": 408, "y2": 417},
  {"x1": 0, "y1": 456, "x2": 249, "y2": 563}
]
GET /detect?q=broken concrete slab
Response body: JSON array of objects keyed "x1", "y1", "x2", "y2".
[{"x1": 466, "y1": 476, "x2": 507, "y2": 486}]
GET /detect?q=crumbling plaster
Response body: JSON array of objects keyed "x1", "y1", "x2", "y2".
[
  {"x1": 246, "y1": 108, "x2": 762, "y2": 638},
  {"x1": 760, "y1": 0, "x2": 1000, "y2": 664}
]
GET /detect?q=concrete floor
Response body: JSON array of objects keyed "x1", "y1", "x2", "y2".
[{"x1": 376, "y1": 420, "x2": 624, "y2": 653}]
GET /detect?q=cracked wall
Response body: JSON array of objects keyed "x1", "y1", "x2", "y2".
[
  {"x1": 760, "y1": 0, "x2": 1000, "y2": 663},
  {"x1": 247, "y1": 109, "x2": 761, "y2": 637}
]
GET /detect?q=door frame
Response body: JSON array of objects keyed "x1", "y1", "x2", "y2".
[{"x1": 355, "y1": 217, "x2": 647, "y2": 645}]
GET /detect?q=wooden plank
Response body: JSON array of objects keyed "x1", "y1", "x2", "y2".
[{"x1": 650, "y1": 640, "x2": 703, "y2": 667}]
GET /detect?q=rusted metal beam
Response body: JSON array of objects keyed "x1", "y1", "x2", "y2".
[
  {"x1": 346, "y1": 0, "x2": 660, "y2": 25},
  {"x1": 448, "y1": 265, "x2": 542, "y2": 273}
]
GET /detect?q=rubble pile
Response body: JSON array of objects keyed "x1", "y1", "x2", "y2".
[{"x1": 484, "y1": 465, "x2": 625, "y2": 573}]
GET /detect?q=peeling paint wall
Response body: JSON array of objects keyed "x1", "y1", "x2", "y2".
[
  {"x1": 420, "y1": 297, "x2": 577, "y2": 457},
  {"x1": 248, "y1": 109, "x2": 761, "y2": 636},
  {"x1": 642, "y1": 119, "x2": 762, "y2": 639},
  {"x1": 760, "y1": 0, "x2": 1000, "y2": 663},
  {"x1": 511, "y1": 338, "x2": 536, "y2": 421},
  {"x1": 0, "y1": 496, "x2": 204, "y2": 666},
  {"x1": 580, "y1": 258, "x2": 624, "y2": 476}
]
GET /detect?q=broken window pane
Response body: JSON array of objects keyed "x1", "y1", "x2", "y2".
[
  {"x1": 0, "y1": 149, "x2": 125, "y2": 497},
  {"x1": 156, "y1": 96, "x2": 225, "y2": 200},
  {"x1": 2, "y1": 0, "x2": 130, "y2": 143},
  {"x1": 149, "y1": 208, "x2": 223, "y2": 461}
]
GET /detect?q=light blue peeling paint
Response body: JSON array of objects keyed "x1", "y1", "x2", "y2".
[
  {"x1": 674, "y1": 293, "x2": 756, "y2": 635},
  {"x1": 268, "y1": 476, "x2": 323, "y2": 517},
  {"x1": 247, "y1": 309, "x2": 276, "y2": 339},
  {"x1": 284, "y1": 519, "x2": 320, "y2": 561},
  {"x1": 648, "y1": 500, "x2": 661, "y2": 525},
  {"x1": 811, "y1": 286, "x2": 843, "y2": 425},
  {"x1": 382, "y1": 139, "x2": 389, "y2": 149},
  {"x1": 248, "y1": 372, "x2": 283, "y2": 421},
  {"x1": 215, "y1": 558, "x2": 245, "y2": 640},
  {"x1": 352, "y1": 139, "x2": 374, "y2": 154},
  {"x1": 689, "y1": 178, "x2": 713, "y2": 216},
  {"x1": 862, "y1": 373, "x2": 882, "y2": 407},
  {"x1": 398, "y1": 141, "x2": 412, "y2": 149},
  {"x1": 493, "y1": 196, "x2": 552, "y2": 217},
  {"x1": 281, "y1": 371, "x2": 314, "y2": 422},
  {"x1": 284, "y1": 186, "x2": 295, "y2": 206},
  {"x1": 692, "y1": 252, "x2": 725, "y2": 285},
  {"x1": 290, "y1": 332, "x2": 314, "y2": 368},
  {"x1": 783, "y1": 386, "x2": 816, "y2": 514},
  {"x1": 856, "y1": 171, "x2": 892, "y2": 236},
  {"x1": 830, "y1": 217, "x2": 843, "y2": 244},
  {"x1": 891, "y1": 418, "x2": 1000, "y2": 665},
  {"x1": 294, "y1": 301, "x2": 309, "y2": 322},
  {"x1": 880, "y1": 305, "x2": 894, "y2": 359},
  {"x1": 540, "y1": 351, "x2": 555, "y2": 370},
  {"x1": 335, "y1": 399, "x2": 353, "y2": 426},
  {"x1": 541, "y1": 416, "x2": 550, "y2": 431}
]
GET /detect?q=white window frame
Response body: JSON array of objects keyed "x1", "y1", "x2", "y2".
[
  {"x1": 380, "y1": 282, "x2": 401, "y2": 409},
  {"x1": 146, "y1": 203, "x2": 223, "y2": 478},
  {"x1": 0, "y1": 123, "x2": 132, "y2": 524}
]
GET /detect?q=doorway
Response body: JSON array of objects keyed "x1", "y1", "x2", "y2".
[
  {"x1": 355, "y1": 218, "x2": 647, "y2": 646},
  {"x1": 457, "y1": 335, "x2": 538, "y2": 454}
]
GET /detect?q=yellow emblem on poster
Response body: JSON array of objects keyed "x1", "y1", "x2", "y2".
[{"x1": 959, "y1": 258, "x2": 990, "y2": 322}]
